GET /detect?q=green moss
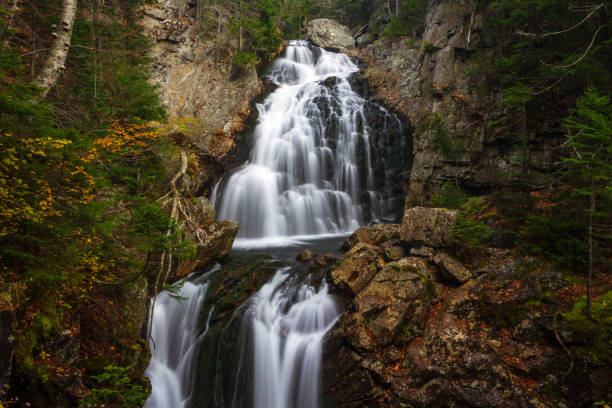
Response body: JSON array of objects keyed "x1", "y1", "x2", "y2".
[
  {"x1": 422, "y1": 41, "x2": 436, "y2": 53},
  {"x1": 563, "y1": 291, "x2": 612, "y2": 365},
  {"x1": 79, "y1": 365, "x2": 149, "y2": 408}
]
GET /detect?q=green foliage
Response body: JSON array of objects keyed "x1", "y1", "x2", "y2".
[
  {"x1": 477, "y1": 0, "x2": 612, "y2": 106},
  {"x1": 427, "y1": 113, "x2": 465, "y2": 162},
  {"x1": 563, "y1": 291, "x2": 612, "y2": 364},
  {"x1": 79, "y1": 365, "x2": 149, "y2": 408},
  {"x1": 385, "y1": 0, "x2": 426, "y2": 37},
  {"x1": 329, "y1": 0, "x2": 374, "y2": 27},
  {"x1": 450, "y1": 197, "x2": 493, "y2": 249},
  {"x1": 278, "y1": 0, "x2": 326, "y2": 39},
  {"x1": 230, "y1": 0, "x2": 283, "y2": 64},
  {"x1": 421, "y1": 41, "x2": 436, "y2": 53},
  {"x1": 518, "y1": 88, "x2": 611, "y2": 268},
  {"x1": 70, "y1": 16, "x2": 165, "y2": 125},
  {"x1": 430, "y1": 181, "x2": 468, "y2": 209},
  {"x1": 0, "y1": 0, "x2": 180, "y2": 397},
  {"x1": 233, "y1": 49, "x2": 260, "y2": 67},
  {"x1": 383, "y1": 15, "x2": 407, "y2": 37}
]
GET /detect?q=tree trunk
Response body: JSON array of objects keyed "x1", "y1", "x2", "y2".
[
  {"x1": 33, "y1": 0, "x2": 78, "y2": 98},
  {"x1": 1, "y1": 0, "x2": 20, "y2": 46},
  {"x1": 587, "y1": 175, "x2": 594, "y2": 319}
]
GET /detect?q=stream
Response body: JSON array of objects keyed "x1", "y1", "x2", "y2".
[{"x1": 145, "y1": 40, "x2": 407, "y2": 408}]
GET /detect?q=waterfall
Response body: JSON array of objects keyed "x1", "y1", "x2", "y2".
[
  {"x1": 145, "y1": 273, "x2": 214, "y2": 408},
  {"x1": 244, "y1": 269, "x2": 340, "y2": 408},
  {"x1": 146, "y1": 40, "x2": 409, "y2": 408},
  {"x1": 213, "y1": 40, "x2": 384, "y2": 240}
]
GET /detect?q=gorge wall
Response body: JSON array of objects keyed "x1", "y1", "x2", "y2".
[
  {"x1": 139, "y1": 0, "x2": 264, "y2": 163},
  {"x1": 359, "y1": 0, "x2": 563, "y2": 201}
]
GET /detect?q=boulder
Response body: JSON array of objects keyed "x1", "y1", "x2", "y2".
[
  {"x1": 410, "y1": 246, "x2": 435, "y2": 259},
  {"x1": 330, "y1": 243, "x2": 385, "y2": 296},
  {"x1": 381, "y1": 240, "x2": 406, "y2": 261},
  {"x1": 356, "y1": 32, "x2": 374, "y2": 48},
  {"x1": 296, "y1": 249, "x2": 315, "y2": 262},
  {"x1": 174, "y1": 220, "x2": 238, "y2": 280},
  {"x1": 306, "y1": 19, "x2": 355, "y2": 53},
  {"x1": 355, "y1": 257, "x2": 435, "y2": 345},
  {"x1": 433, "y1": 252, "x2": 472, "y2": 285},
  {"x1": 342, "y1": 223, "x2": 399, "y2": 251},
  {"x1": 400, "y1": 206, "x2": 458, "y2": 247},
  {"x1": 193, "y1": 196, "x2": 215, "y2": 221}
]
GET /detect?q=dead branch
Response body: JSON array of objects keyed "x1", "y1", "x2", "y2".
[
  {"x1": 517, "y1": 3, "x2": 603, "y2": 38},
  {"x1": 148, "y1": 149, "x2": 189, "y2": 345},
  {"x1": 540, "y1": 26, "x2": 603, "y2": 69}
]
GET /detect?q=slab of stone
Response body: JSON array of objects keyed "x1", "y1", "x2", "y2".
[
  {"x1": 400, "y1": 206, "x2": 458, "y2": 247},
  {"x1": 331, "y1": 243, "x2": 385, "y2": 296},
  {"x1": 306, "y1": 19, "x2": 355, "y2": 52},
  {"x1": 434, "y1": 252, "x2": 472, "y2": 285}
]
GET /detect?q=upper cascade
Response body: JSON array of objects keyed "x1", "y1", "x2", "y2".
[{"x1": 213, "y1": 41, "x2": 390, "y2": 241}]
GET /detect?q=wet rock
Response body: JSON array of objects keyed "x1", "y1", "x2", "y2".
[
  {"x1": 322, "y1": 326, "x2": 384, "y2": 407},
  {"x1": 433, "y1": 252, "x2": 472, "y2": 285},
  {"x1": 400, "y1": 207, "x2": 458, "y2": 247},
  {"x1": 306, "y1": 19, "x2": 356, "y2": 53},
  {"x1": 330, "y1": 243, "x2": 385, "y2": 296},
  {"x1": 355, "y1": 257, "x2": 435, "y2": 345},
  {"x1": 342, "y1": 224, "x2": 399, "y2": 251},
  {"x1": 174, "y1": 220, "x2": 238, "y2": 280},
  {"x1": 296, "y1": 249, "x2": 315, "y2": 262},
  {"x1": 310, "y1": 254, "x2": 338, "y2": 269}
]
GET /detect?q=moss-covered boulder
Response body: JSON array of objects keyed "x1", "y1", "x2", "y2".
[
  {"x1": 400, "y1": 206, "x2": 458, "y2": 247},
  {"x1": 330, "y1": 243, "x2": 385, "y2": 296},
  {"x1": 355, "y1": 257, "x2": 437, "y2": 345}
]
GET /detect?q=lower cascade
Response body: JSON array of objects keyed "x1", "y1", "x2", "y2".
[
  {"x1": 145, "y1": 273, "x2": 213, "y2": 408},
  {"x1": 246, "y1": 270, "x2": 340, "y2": 408},
  {"x1": 147, "y1": 40, "x2": 406, "y2": 408}
]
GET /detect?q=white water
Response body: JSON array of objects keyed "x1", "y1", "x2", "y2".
[
  {"x1": 146, "y1": 41, "x2": 396, "y2": 408},
  {"x1": 246, "y1": 269, "x2": 341, "y2": 408},
  {"x1": 213, "y1": 40, "x2": 381, "y2": 239},
  {"x1": 145, "y1": 276, "x2": 212, "y2": 408}
]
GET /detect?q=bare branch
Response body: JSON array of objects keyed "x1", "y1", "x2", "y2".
[
  {"x1": 517, "y1": 3, "x2": 604, "y2": 38},
  {"x1": 540, "y1": 25, "x2": 603, "y2": 69}
]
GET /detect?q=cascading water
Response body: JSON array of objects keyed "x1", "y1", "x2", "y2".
[
  {"x1": 213, "y1": 40, "x2": 387, "y2": 240},
  {"x1": 147, "y1": 40, "x2": 409, "y2": 408},
  {"x1": 145, "y1": 271, "x2": 216, "y2": 408},
  {"x1": 247, "y1": 269, "x2": 340, "y2": 408}
]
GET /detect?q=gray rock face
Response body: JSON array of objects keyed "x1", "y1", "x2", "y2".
[
  {"x1": 139, "y1": 1, "x2": 263, "y2": 156},
  {"x1": 306, "y1": 19, "x2": 355, "y2": 53},
  {"x1": 400, "y1": 206, "x2": 458, "y2": 247},
  {"x1": 361, "y1": 0, "x2": 564, "y2": 200},
  {"x1": 193, "y1": 196, "x2": 215, "y2": 221}
]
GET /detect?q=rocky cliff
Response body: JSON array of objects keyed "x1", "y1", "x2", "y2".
[
  {"x1": 358, "y1": 0, "x2": 563, "y2": 201},
  {"x1": 321, "y1": 213, "x2": 611, "y2": 407},
  {"x1": 139, "y1": 0, "x2": 264, "y2": 161}
]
